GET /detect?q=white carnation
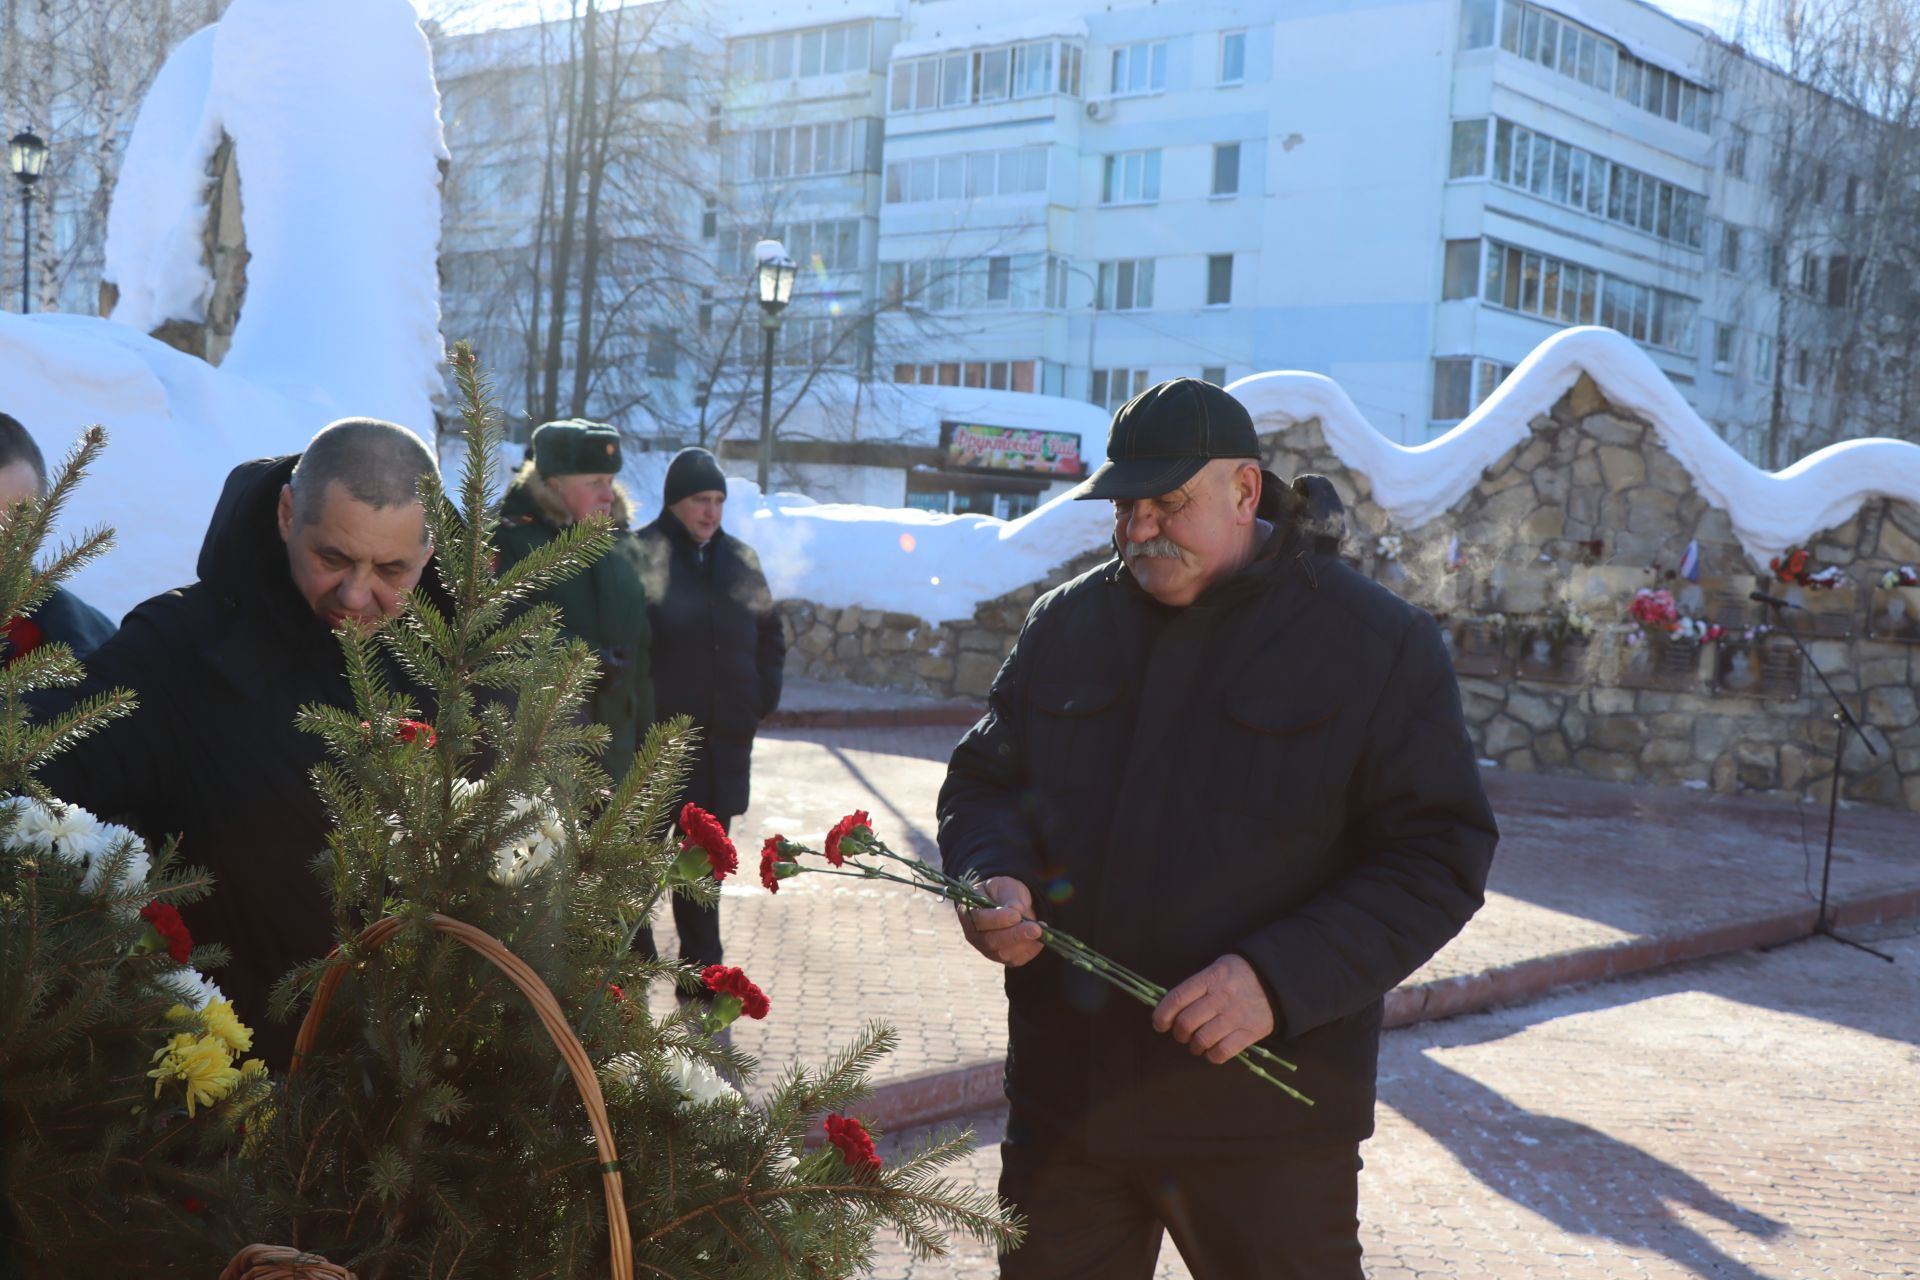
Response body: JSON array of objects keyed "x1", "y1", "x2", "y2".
[{"x1": 488, "y1": 794, "x2": 564, "y2": 887}]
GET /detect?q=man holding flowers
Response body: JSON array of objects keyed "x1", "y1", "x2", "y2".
[{"x1": 937, "y1": 378, "x2": 1498, "y2": 1278}]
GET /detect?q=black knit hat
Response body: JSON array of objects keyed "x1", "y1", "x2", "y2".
[
  {"x1": 1076, "y1": 378, "x2": 1259, "y2": 501},
  {"x1": 531, "y1": 418, "x2": 621, "y2": 477},
  {"x1": 663, "y1": 447, "x2": 728, "y2": 505}
]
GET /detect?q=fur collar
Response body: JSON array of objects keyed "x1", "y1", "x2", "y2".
[{"x1": 505, "y1": 459, "x2": 633, "y2": 530}]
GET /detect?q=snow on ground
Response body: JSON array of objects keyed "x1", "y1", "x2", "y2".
[{"x1": 1233, "y1": 326, "x2": 1920, "y2": 565}]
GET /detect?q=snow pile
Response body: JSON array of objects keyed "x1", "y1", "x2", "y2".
[
  {"x1": 3, "y1": 0, "x2": 447, "y2": 620},
  {"x1": 1233, "y1": 326, "x2": 1920, "y2": 565}
]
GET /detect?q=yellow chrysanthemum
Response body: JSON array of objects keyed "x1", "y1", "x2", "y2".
[
  {"x1": 164, "y1": 1004, "x2": 195, "y2": 1024},
  {"x1": 201, "y1": 999, "x2": 254, "y2": 1054},
  {"x1": 148, "y1": 1033, "x2": 241, "y2": 1116},
  {"x1": 174, "y1": 1037, "x2": 241, "y2": 1117}
]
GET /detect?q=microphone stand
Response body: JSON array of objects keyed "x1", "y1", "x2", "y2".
[{"x1": 1751, "y1": 592, "x2": 1895, "y2": 962}]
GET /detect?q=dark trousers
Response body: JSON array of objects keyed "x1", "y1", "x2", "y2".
[
  {"x1": 634, "y1": 813, "x2": 726, "y2": 974},
  {"x1": 997, "y1": 1113, "x2": 1365, "y2": 1280}
]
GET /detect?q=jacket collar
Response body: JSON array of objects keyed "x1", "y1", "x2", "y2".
[{"x1": 501, "y1": 460, "x2": 633, "y2": 530}]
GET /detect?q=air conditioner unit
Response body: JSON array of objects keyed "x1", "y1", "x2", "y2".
[{"x1": 1084, "y1": 99, "x2": 1109, "y2": 121}]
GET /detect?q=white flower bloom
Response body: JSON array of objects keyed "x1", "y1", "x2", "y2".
[
  {"x1": 488, "y1": 794, "x2": 565, "y2": 888},
  {"x1": 79, "y1": 823, "x2": 149, "y2": 893},
  {"x1": 449, "y1": 777, "x2": 485, "y2": 810},
  {"x1": 664, "y1": 1049, "x2": 741, "y2": 1108},
  {"x1": 767, "y1": 1144, "x2": 798, "y2": 1179},
  {"x1": 158, "y1": 968, "x2": 227, "y2": 1009}
]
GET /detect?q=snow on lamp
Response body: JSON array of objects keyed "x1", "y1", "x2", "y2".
[{"x1": 753, "y1": 239, "x2": 796, "y2": 317}]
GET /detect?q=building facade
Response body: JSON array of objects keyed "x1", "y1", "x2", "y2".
[{"x1": 430, "y1": 0, "x2": 1892, "y2": 505}]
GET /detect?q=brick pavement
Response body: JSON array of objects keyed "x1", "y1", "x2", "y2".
[{"x1": 865, "y1": 926, "x2": 1920, "y2": 1278}]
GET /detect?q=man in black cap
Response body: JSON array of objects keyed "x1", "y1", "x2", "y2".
[
  {"x1": 938, "y1": 378, "x2": 1497, "y2": 1278},
  {"x1": 633, "y1": 447, "x2": 784, "y2": 975}
]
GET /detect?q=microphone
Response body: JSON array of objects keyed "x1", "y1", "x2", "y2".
[{"x1": 1750, "y1": 590, "x2": 1804, "y2": 610}]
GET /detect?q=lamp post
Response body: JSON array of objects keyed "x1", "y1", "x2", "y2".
[
  {"x1": 752, "y1": 238, "x2": 796, "y2": 495},
  {"x1": 8, "y1": 128, "x2": 47, "y2": 315}
]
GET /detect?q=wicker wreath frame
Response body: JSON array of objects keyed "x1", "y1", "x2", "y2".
[{"x1": 227, "y1": 912, "x2": 632, "y2": 1280}]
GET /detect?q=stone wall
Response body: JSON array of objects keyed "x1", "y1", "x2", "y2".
[{"x1": 778, "y1": 376, "x2": 1920, "y2": 812}]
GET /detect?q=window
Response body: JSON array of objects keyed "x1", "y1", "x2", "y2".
[
  {"x1": 1490, "y1": 118, "x2": 1703, "y2": 249},
  {"x1": 986, "y1": 256, "x2": 1012, "y2": 304},
  {"x1": 1111, "y1": 40, "x2": 1168, "y2": 95},
  {"x1": 1727, "y1": 125, "x2": 1747, "y2": 179},
  {"x1": 1442, "y1": 239, "x2": 1481, "y2": 299},
  {"x1": 1826, "y1": 255, "x2": 1854, "y2": 309},
  {"x1": 1713, "y1": 323, "x2": 1736, "y2": 370},
  {"x1": 1097, "y1": 258, "x2": 1155, "y2": 310},
  {"x1": 1460, "y1": 0, "x2": 1496, "y2": 48},
  {"x1": 894, "y1": 359, "x2": 1036, "y2": 392},
  {"x1": 1450, "y1": 119, "x2": 1489, "y2": 179},
  {"x1": 1756, "y1": 335, "x2": 1773, "y2": 379},
  {"x1": 701, "y1": 196, "x2": 717, "y2": 239},
  {"x1": 1481, "y1": 239, "x2": 1599, "y2": 325},
  {"x1": 1206, "y1": 254, "x2": 1234, "y2": 306},
  {"x1": 646, "y1": 326, "x2": 677, "y2": 378},
  {"x1": 719, "y1": 219, "x2": 862, "y2": 276},
  {"x1": 1800, "y1": 254, "x2": 1821, "y2": 296},
  {"x1": 1212, "y1": 142, "x2": 1241, "y2": 196},
  {"x1": 1103, "y1": 149, "x2": 1162, "y2": 204},
  {"x1": 1220, "y1": 30, "x2": 1247, "y2": 83},
  {"x1": 736, "y1": 121, "x2": 855, "y2": 181},
  {"x1": 890, "y1": 39, "x2": 1082, "y2": 112},
  {"x1": 1431, "y1": 357, "x2": 1514, "y2": 420},
  {"x1": 729, "y1": 22, "x2": 871, "y2": 82},
  {"x1": 885, "y1": 146, "x2": 1048, "y2": 203},
  {"x1": 697, "y1": 292, "x2": 713, "y2": 333},
  {"x1": 1794, "y1": 347, "x2": 1810, "y2": 388},
  {"x1": 1767, "y1": 239, "x2": 1785, "y2": 289},
  {"x1": 1719, "y1": 224, "x2": 1740, "y2": 273},
  {"x1": 1093, "y1": 368, "x2": 1151, "y2": 411},
  {"x1": 1202, "y1": 365, "x2": 1227, "y2": 385},
  {"x1": 1614, "y1": 50, "x2": 1711, "y2": 132}
]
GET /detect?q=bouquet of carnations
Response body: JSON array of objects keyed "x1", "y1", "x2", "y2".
[{"x1": 758, "y1": 812, "x2": 1311, "y2": 1105}]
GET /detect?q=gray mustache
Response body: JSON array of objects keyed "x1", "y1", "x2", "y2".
[{"x1": 1126, "y1": 536, "x2": 1182, "y2": 561}]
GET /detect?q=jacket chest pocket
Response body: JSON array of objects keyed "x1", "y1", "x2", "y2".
[
  {"x1": 1027, "y1": 680, "x2": 1122, "y2": 791},
  {"x1": 1221, "y1": 690, "x2": 1338, "y2": 839}
]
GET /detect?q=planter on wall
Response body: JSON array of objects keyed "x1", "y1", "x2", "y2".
[
  {"x1": 1616, "y1": 631, "x2": 1704, "y2": 692},
  {"x1": 1515, "y1": 631, "x2": 1592, "y2": 685},
  {"x1": 1868, "y1": 586, "x2": 1920, "y2": 644},
  {"x1": 1714, "y1": 635, "x2": 1803, "y2": 700},
  {"x1": 1777, "y1": 583, "x2": 1858, "y2": 638},
  {"x1": 1451, "y1": 620, "x2": 1506, "y2": 677}
]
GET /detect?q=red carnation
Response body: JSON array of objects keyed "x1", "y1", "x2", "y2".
[
  {"x1": 760, "y1": 835, "x2": 795, "y2": 893},
  {"x1": 679, "y1": 804, "x2": 738, "y2": 881},
  {"x1": 395, "y1": 718, "x2": 437, "y2": 748},
  {"x1": 825, "y1": 1113, "x2": 881, "y2": 1174},
  {"x1": 139, "y1": 900, "x2": 194, "y2": 964},
  {"x1": 823, "y1": 810, "x2": 871, "y2": 867},
  {"x1": 606, "y1": 982, "x2": 625, "y2": 1003},
  {"x1": 3, "y1": 615, "x2": 43, "y2": 663},
  {"x1": 701, "y1": 964, "x2": 770, "y2": 1019},
  {"x1": 181, "y1": 1196, "x2": 208, "y2": 1214}
]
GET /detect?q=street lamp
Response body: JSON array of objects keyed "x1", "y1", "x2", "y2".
[
  {"x1": 752, "y1": 238, "x2": 796, "y2": 495},
  {"x1": 8, "y1": 128, "x2": 46, "y2": 315}
]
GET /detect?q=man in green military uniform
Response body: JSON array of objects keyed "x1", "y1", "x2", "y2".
[{"x1": 495, "y1": 419, "x2": 653, "y2": 780}]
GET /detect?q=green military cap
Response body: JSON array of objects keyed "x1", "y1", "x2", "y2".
[{"x1": 530, "y1": 418, "x2": 621, "y2": 476}]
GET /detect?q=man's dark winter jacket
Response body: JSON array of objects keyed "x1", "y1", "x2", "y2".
[
  {"x1": 30, "y1": 456, "x2": 439, "y2": 1067},
  {"x1": 494, "y1": 462, "x2": 654, "y2": 781},
  {"x1": 632, "y1": 508, "x2": 784, "y2": 819},
  {"x1": 937, "y1": 473, "x2": 1498, "y2": 1158}
]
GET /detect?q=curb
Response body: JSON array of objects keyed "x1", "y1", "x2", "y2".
[
  {"x1": 766, "y1": 706, "x2": 984, "y2": 730},
  {"x1": 856, "y1": 885, "x2": 1920, "y2": 1134}
]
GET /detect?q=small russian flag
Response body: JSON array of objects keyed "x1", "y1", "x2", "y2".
[
  {"x1": 1678, "y1": 538, "x2": 1700, "y2": 582},
  {"x1": 1447, "y1": 534, "x2": 1464, "y2": 568}
]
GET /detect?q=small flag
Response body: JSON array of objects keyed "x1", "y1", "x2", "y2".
[
  {"x1": 1447, "y1": 534, "x2": 1465, "y2": 569},
  {"x1": 1678, "y1": 538, "x2": 1700, "y2": 582}
]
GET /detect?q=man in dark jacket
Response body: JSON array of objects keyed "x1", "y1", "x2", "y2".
[
  {"x1": 633, "y1": 446, "x2": 784, "y2": 971},
  {"x1": 938, "y1": 379, "x2": 1498, "y2": 1279},
  {"x1": 31, "y1": 418, "x2": 440, "y2": 1066},
  {"x1": 1, "y1": 412, "x2": 116, "y2": 660},
  {"x1": 495, "y1": 419, "x2": 653, "y2": 781}
]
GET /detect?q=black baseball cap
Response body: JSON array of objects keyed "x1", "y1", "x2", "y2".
[{"x1": 1076, "y1": 377, "x2": 1260, "y2": 501}]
